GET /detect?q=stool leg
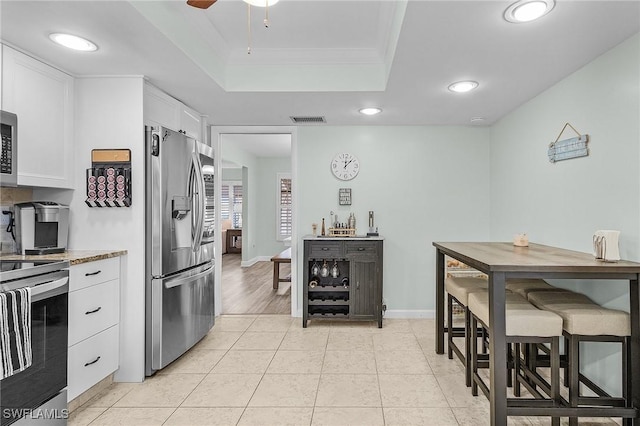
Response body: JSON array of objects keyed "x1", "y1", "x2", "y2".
[
  {"x1": 568, "y1": 334, "x2": 580, "y2": 426},
  {"x1": 623, "y1": 336, "x2": 632, "y2": 426},
  {"x1": 447, "y1": 294, "x2": 454, "y2": 360},
  {"x1": 514, "y1": 342, "x2": 521, "y2": 397},
  {"x1": 563, "y1": 336, "x2": 570, "y2": 388},
  {"x1": 464, "y1": 306, "x2": 472, "y2": 387},
  {"x1": 551, "y1": 336, "x2": 560, "y2": 426},
  {"x1": 482, "y1": 327, "x2": 488, "y2": 354},
  {"x1": 507, "y1": 343, "x2": 513, "y2": 388},
  {"x1": 527, "y1": 343, "x2": 538, "y2": 393},
  {"x1": 471, "y1": 315, "x2": 479, "y2": 397}
]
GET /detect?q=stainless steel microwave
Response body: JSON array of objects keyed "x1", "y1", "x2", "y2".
[{"x1": 0, "y1": 110, "x2": 17, "y2": 187}]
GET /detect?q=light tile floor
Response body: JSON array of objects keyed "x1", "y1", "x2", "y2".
[{"x1": 69, "y1": 316, "x2": 623, "y2": 426}]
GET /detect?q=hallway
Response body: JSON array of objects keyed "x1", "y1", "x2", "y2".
[{"x1": 221, "y1": 254, "x2": 291, "y2": 315}]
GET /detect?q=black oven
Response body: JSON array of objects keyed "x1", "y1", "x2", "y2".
[{"x1": 0, "y1": 261, "x2": 69, "y2": 426}]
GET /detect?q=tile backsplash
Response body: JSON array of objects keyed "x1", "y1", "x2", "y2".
[{"x1": 0, "y1": 187, "x2": 33, "y2": 253}]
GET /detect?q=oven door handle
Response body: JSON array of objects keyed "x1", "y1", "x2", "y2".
[{"x1": 31, "y1": 276, "x2": 69, "y2": 300}]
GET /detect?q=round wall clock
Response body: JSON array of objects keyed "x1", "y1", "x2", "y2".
[{"x1": 331, "y1": 152, "x2": 360, "y2": 181}]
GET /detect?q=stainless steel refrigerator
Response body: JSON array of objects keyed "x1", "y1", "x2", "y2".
[{"x1": 145, "y1": 126, "x2": 215, "y2": 376}]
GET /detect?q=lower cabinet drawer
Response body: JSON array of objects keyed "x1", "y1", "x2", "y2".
[
  {"x1": 345, "y1": 242, "x2": 378, "y2": 256},
  {"x1": 308, "y1": 241, "x2": 343, "y2": 259},
  {"x1": 68, "y1": 325, "x2": 119, "y2": 401},
  {"x1": 69, "y1": 257, "x2": 120, "y2": 292},
  {"x1": 69, "y1": 279, "x2": 119, "y2": 346}
]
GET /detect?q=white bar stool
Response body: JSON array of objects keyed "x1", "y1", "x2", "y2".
[
  {"x1": 527, "y1": 291, "x2": 632, "y2": 425},
  {"x1": 445, "y1": 276, "x2": 488, "y2": 386},
  {"x1": 468, "y1": 291, "x2": 564, "y2": 426}
]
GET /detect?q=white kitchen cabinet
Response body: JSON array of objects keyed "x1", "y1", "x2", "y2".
[
  {"x1": 1, "y1": 44, "x2": 74, "y2": 188},
  {"x1": 144, "y1": 82, "x2": 203, "y2": 141},
  {"x1": 68, "y1": 326, "x2": 119, "y2": 401},
  {"x1": 143, "y1": 83, "x2": 180, "y2": 131},
  {"x1": 180, "y1": 103, "x2": 202, "y2": 140},
  {"x1": 67, "y1": 257, "x2": 121, "y2": 401}
]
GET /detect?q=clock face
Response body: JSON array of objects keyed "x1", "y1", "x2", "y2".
[{"x1": 331, "y1": 152, "x2": 360, "y2": 181}]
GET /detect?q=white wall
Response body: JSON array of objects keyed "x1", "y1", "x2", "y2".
[
  {"x1": 221, "y1": 138, "x2": 258, "y2": 262},
  {"x1": 296, "y1": 126, "x2": 491, "y2": 316},
  {"x1": 255, "y1": 157, "x2": 291, "y2": 256},
  {"x1": 222, "y1": 167, "x2": 242, "y2": 181},
  {"x1": 35, "y1": 76, "x2": 146, "y2": 382},
  {"x1": 490, "y1": 33, "x2": 640, "y2": 394}
]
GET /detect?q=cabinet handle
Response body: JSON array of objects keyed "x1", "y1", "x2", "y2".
[
  {"x1": 357, "y1": 281, "x2": 360, "y2": 289},
  {"x1": 84, "y1": 356, "x2": 101, "y2": 367},
  {"x1": 85, "y1": 307, "x2": 102, "y2": 315},
  {"x1": 358, "y1": 247, "x2": 365, "y2": 251},
  {"x1": 85, "y1": 270, "x2": 102, "y2": 277},
  {"x1": 321, "y1": 247, "x2": 329, "y2": 251}
]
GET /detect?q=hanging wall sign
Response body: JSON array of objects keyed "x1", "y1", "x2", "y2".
[{"x1": 548, "y1": 122, "x2": 589, "y2": 163}]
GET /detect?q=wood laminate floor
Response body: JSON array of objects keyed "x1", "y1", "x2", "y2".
[{"x1": 221, "y1": 253, "x2": 291, "y2": 315}]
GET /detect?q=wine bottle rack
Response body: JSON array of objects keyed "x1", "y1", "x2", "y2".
[{"x1": 303, "y1": 238, "x2": 383, "y2": 328}]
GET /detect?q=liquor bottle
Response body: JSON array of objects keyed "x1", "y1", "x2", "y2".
[
  {"x1": 348, "y1": 213, "x2": 355, "y2": 230},
  {"x1": 321, "y1": 218, "x2": 326, "y2": 236}
]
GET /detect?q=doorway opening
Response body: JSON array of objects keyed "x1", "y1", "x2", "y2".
[{"x1": 213, "y1": 127, "x2": 297, "y2": 317}]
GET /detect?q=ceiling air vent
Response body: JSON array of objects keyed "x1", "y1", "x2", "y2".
[{"x1": 290, "y1": 116, "x2": 326, "y2": 124}]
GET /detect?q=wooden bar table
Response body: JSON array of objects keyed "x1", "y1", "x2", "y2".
[{"x1": 433, "y1": 242, "x2": 640, "y2": 426}]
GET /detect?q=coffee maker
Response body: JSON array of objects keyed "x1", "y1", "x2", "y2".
[{"x1": 14, "y1": 202, "x2": 69, "y2": 255}]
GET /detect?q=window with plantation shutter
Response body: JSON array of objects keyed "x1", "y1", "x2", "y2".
[
  {"x1": 277, "y1": 173, "x2": 292, "y2": 240},
  {"x1": 221, "y1": 181, "x2": 242, "y2": 228},
  {"x1": 220, "y1": 185, "x2": 230, "y2": 220},
  {"x1": 232, "y1": 185, "x2": 243, "y2": 228}
]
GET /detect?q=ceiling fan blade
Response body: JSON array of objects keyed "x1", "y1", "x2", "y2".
[{"x1": 186, "y1": 0, "x2": 217, "y2": 9}]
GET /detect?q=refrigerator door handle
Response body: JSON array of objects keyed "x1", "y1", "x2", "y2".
[
  {"x1": 191, "y1": 151, "x2": 205, "y2": 251},
  {"x1": 164, "y1": 262, "x2": 214, "y2": 289}
]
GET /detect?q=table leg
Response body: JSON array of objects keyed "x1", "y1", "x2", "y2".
[
  {"x1": 489, "y1": 272, "x2": 507, "y2": 426},
  {"x1": 436, "y1": 249, "x2": 445, "y2": 354},
  {"x1": 629, "y1": 275, "x2": 639, "y2": 426},
  {"x1": 273, "y1": 262, "x2": 279, "y2": 289}
]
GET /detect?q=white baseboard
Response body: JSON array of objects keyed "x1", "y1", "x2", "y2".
[
  {"x1": 240, "y1": 256, "x2": 271, "y2": 267},
  {"x1": 384, "y1": 309, "x2": 435, "y2": 319}
]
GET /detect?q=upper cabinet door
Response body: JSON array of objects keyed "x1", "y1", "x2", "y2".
[
  {"x1": 144, "y1": 83, "x2": 180, "y2": 132},
  {"x1": 144, "y1": 82, "x2": 202, "y2": 142},
  {"x1": 2, "y1": 45, "x2": 74, "y2": 188},
  {"x1": 179, "y1": 104, "x2": 202, "y2": 142}
]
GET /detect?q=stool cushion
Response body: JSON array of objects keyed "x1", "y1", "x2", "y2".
[
  {"x1": 445, "y1": 276, "x2": 488, "y2": 306},
  {"x1": 468, "y1": 292, "x2": 563, "y2": 337},
  {"x1": 527, "y1": 291, "x2": 594, "y2": 308},
  {"x1": 505, "y1": 279, "x2": 570, "y2": 298},
  {"x1": 528, "y1": 292, "x2": 630, "y2": 336}
]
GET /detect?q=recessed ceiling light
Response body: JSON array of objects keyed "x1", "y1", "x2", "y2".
[
  {"x1": 470, "y1": 117, "x2": 485, "y2": 124},
  {"x1": 359, "y1": 107, "x2": 382, "y2": 116},
  {"x1": 243, "y1": 0, "x2": 280, "y2": 7},
  {"x1": 504, "y1": 0, "x2": 555, "y2": 23},
  {"x1": 49, "y1": 33, "x2": 98, "y2": 52},
  {"x1": 448, "y1": 81, "x2": 479, "y2": 93}
]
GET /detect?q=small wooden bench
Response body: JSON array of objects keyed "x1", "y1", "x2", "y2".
[{"x1": 270, "y1": 247, "x2": 291, "y2": 289}]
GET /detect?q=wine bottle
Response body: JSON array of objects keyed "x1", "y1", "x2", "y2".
[
  {"x1": 341, "y1": 277, "x2": 349, "y2": 288},
  {"x1": 321, "y1": 218, "x2": 326, "y2": 236}
]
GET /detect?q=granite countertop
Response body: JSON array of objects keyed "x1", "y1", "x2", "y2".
[
  {"x1": 302, "y1": 235, "x2": 384, "y2": 241},
  {"x1": 0, "y1": 249, "x2": 127, "y2": 265}
]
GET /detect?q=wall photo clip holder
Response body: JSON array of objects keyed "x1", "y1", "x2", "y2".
[
  {"x1": 548, "y1": 122, "x2": 589, "y2": 163},
  {"x1": 86, "y1": 149, "x2": 132, "y2": 208}
]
